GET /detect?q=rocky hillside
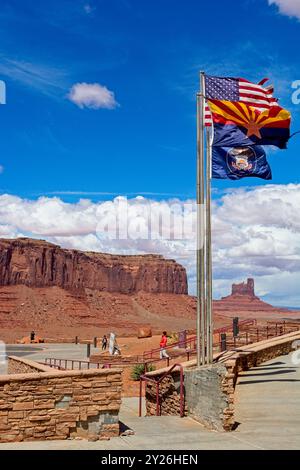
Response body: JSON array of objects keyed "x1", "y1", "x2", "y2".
[
  {"x1": 0, "y1": 238, "x2": 187, "y2": 294},
  {"x1": 214, "y1": 278, "x2": 294, "y2": 317}
]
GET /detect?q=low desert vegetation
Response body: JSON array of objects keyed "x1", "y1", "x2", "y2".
[
  {"x1": 167, "y1": 332, "x2": 179, "y2": 345},
  {"x1": 131, "y1": 363, "x2": 155, "y2": 381}
]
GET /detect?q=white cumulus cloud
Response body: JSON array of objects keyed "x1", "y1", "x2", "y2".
[
  {"x1": 67, "y1": 82, "x2": 119, "y2": 109},
  {"x1": 1, "y1": 184, "x2": 300, "y2": 306},
  {"x1": 268, "y1": 0, "x2": 300, "y2": 20}
]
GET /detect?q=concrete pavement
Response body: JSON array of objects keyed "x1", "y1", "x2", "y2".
[
  {"x1": 0, "y1": 398, "x2": 260, "y2": 450},
  {"x1": 5, "y1": 343, "x2": 98, "y2": 363},
  {"x1": 234, "y1": 353, "x2": 300, "y2": 450}
]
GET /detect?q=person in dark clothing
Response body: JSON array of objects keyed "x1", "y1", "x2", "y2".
[{"x1": 102, "y1": 335, "x2": 108, "y2": 351}]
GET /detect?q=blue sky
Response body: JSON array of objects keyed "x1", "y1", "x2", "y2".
[
  {"x1": 0, "y1": 0, "x2": 299, "y2": 198},
  {"x1": 0, "y1": 0, "x2": 300, "y2": 306}
]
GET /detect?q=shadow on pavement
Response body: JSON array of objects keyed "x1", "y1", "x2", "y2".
[
  {"x1": 240, "y1": 369, "x2": 296, "y2": 377},
  {"x1": 238, "y1": 378, "x2": 300, "y2": 385}
]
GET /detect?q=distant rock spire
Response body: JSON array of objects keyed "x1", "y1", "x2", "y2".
[{"x1": 231, "y1": 278, "x2": 255, "y2": 298}]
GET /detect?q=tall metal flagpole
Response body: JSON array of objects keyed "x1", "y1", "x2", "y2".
[
  {"x1": 196, "y1": 72, "x2": 206, "y2": 366},
  {"x1": 205, "y1": 127, "x2": 213, "y2": 364}
]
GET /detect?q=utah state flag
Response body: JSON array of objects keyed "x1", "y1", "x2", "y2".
[{"x1": 212, "y1": 145, "x2": 272, "y2": 180}]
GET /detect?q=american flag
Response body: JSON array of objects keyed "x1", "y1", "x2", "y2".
[{"x1": 204, "y1": 76, "x2": 278, "y2": 127}]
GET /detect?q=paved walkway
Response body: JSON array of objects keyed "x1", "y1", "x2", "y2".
[
  {"x1": 0, "y1": 398, "x2": 260, "y2": 450},
  {"x1": 234, "y1": 353, "x2": 300, "y2": 450},
  {"x1": 5, "y1": 343, "x2": 98, "y2": 363},
  {"x1": 0, "y1": 353, "x2": 299, "y2": 449}
]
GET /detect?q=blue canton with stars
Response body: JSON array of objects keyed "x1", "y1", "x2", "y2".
[{"x1": 205, "y1": 76, "x2": 239, "y2": 101}]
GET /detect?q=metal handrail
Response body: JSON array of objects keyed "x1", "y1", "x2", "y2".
[
  {"x1": 43, "y1": 356, "x2": 171, "y2": 371},
  {"x1": 44, "y1": 358, "x2": 103, "y2": 370},
  {"x1": 142, "y1": 337, "x2": 196, "y2": 360},
  {"x1": 38, "y1": 361, "x2": 65, "y2": 370},
  {"x1": 142, "y1": 318, "x2": 258, "y2": 360},
  {"x1": 43, "y1": 321, "x2": 300, "y2": 373},
  {"x1": 139, "y1": 363, "x2": 184, "y2": 418}
]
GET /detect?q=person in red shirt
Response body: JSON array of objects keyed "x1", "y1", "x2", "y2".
[{"x1": 159, "y1": 331, "x2": 170, "y2": 359}]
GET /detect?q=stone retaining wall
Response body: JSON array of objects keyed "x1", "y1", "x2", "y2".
[
  {"x1": 144, "y1": 330, "x2": 300, "y2": 431},
  {"x1": 8, "y1": 357, "x2": 54, "y2": 375},
  {"x1": 90, "y1": 354, "x2": 142, "y2": 365},
  {"x1": 145, "y1": 370, "x2": 187, "y2": 416},
  {"x1": 0, "y1": 356, "x2": 122, "y2": 443},
  {"x1": 184, "y1": 364, "x2": 231, "y2": 431}
]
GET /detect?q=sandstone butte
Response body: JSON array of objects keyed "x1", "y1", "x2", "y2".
[
  {"x1": 0, "y1": 237, "x2": 299, "y2": 342},
  {"x1": 0, "y1": 237, "x2": 187, "y2": 294}
]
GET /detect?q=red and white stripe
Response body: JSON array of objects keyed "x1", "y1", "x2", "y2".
[
  {"x1": 204, "y1": 78, "x2": 278, "y2": 127},
  {"x1": 204, "y1": 105, "x2": 213, "y2": 127}
]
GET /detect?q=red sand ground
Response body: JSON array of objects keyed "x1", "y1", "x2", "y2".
[
  {"x1": 0, "y1": 284, "x2": 299, "y2": 344},
  {"x1": 0, "y1": 285, "x2": 221, "y2": 343}
]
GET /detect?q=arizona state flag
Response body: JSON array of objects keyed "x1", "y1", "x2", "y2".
[
  {"x1": 212, "y1": 145, "x2": 272, "y2": 180},
  {"x1": 208, "y1": 100, "x2": 291, "y2": 149}
]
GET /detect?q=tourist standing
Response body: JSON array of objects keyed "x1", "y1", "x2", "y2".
[{"x1": 102, "y1": 334, "x2": 108, "y2": 351}]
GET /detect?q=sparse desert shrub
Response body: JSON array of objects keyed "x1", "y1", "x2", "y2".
[
  {"x1": 131, "y1": 363, "x2": 155, "y2": 381},
  {"x1": 168, "y1": 332, "x2": 179, "y2": 345}
]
